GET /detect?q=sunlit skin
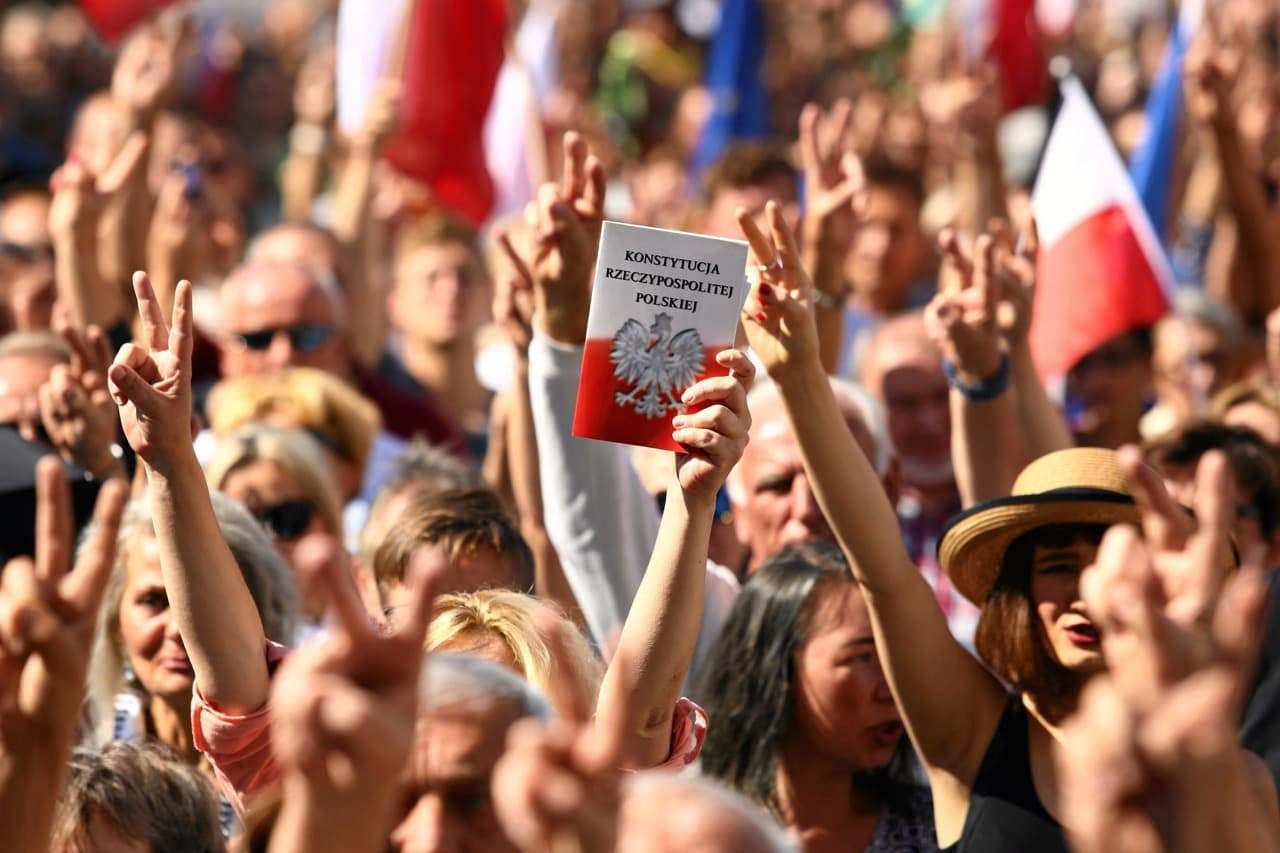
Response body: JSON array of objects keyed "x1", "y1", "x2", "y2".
[
  {"x1": 118, "y1": 540, "x2": 195, "y2": 707},
  {"x1": 1030, "y1": 538, "x2": 1104, "y2": 673},
  {"x1": 219, "y1": 459, "x2": 331, "y2": 562},
  {"x1": 390, "y1": 700, "x2": 522, "y2": 853},
  {"x1": 218, "y1": 262, "x2": 347, "y2": 378},
  {"x1": 0, "y1": 350, "x2": 59, "y2": 439},
  {"x1": 702, "y1": 177, "x2": 800, "y2": 242},
  {"x1": 845, "y1": 185, "x2": 928, "y2": 315},
  {"x1": 787, "y1": 583, "x2": 902, "y2": 770},
  {"x1": 0, "y1": 191, "x2": 56, "y2": 331},
  {"x1": 381, "y1": 544, "x2": 524, "y2": 613},
  {"x1": 392, "y1": 243, "x2": 492, "y2": 350}
]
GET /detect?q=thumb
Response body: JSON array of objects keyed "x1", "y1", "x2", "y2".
[{"x1": 107, "y1": 361, "x2": 163, "y2": 411}]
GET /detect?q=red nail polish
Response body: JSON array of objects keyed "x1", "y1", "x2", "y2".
[
  {"x1": 755, "y1": 311, "x2": 767, "y2": 324},
  {"x1": 759, "y1": 282, "x2": 774, "y2": 298}
]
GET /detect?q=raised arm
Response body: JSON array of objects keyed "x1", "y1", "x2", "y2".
[
  {"x1": 0, "y1": 459, "x2": 126, "y2": 853},
  {"x1": 595, "y1": 350, "x2": 752, "y2": 769},
  {"x1": 107, "y1": 272, "x2": 269, "y2": 714},
  {"x1": 928, "y1": 230, "x2": 1025, "y2": 507},
  {"x1": 280, "y1": 49, "x2": 336, "y2": 224},
  {"x1": 797, "y1": 100, "x2": 863, "y2": 374},
  {"x1": 738, "y1": 202, "x2": 1006, "y2": 779}
]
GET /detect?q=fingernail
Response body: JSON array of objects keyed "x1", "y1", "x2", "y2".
[
  {"x1": 755, "y1": 312, "x2": 767, "y2": 324},
  {"x1": 759, "y1": 282, "x2": 774, "y2": 298},
  {"x1": 672, "y1": 416, "x2": 687, "y2": 428}
]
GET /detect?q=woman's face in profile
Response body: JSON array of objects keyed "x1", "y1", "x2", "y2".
[
  {"x1": 1030, "y1": 535, "x2": 1105, "y2": 674},
  {"x1": 789, "y1": 581, "x2": 903, "y2": 768},
  {"x1": 117, "y1": 537, "x2": 195, "y2": 704}
]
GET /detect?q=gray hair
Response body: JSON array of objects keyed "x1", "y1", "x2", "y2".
[
  {"x1": 0, "y1": 329, "x2": 69, "y2": 362},
  {"x1": 1171, "y1": 289, "x2": 1244, "y2": 347},
  {"x1": 221, "y1": 258, "x2": 346, "y2": 323},
  {"x1": 419, "y1": 652, "x2": 552, "y2": 721},
  {"x1": 86, "y1": 491, "x2": 299, "y2": 745},
  {"x1": 622, "y1": 773, "x2": 799, "y2": 853}
]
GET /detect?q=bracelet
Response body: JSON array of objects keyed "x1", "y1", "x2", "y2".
[
  {"x1": 290, "y1": 122, "x2": 328, "y2": 157},
  {"x1": 811, "y1": 289, "x2": 844, "y2": 311},
  {"x1": 943, "y1": 351, "x2": 1010, "y2": 401}
]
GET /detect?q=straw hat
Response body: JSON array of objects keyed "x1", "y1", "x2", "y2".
[{"x1": 938, "y1": 448, "x2": 1141, "y2": 606}]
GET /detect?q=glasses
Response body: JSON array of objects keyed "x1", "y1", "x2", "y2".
[
  {"x1": 0, "y1": 241, "x2": 55, "y2": 265},
  {"x1": 232, "y1": 324, "x2": 335, "y2": 353},
  {"x1": 253, "y1": 500, "x2": 315, "y2": 541}
]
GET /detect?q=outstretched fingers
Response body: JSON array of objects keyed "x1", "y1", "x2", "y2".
[
  {"x1": 132, "y1": 271, "x2": 170, "y2": 353},
  {"x1": 59, "y1": 478, "x2": 128, "y2": 615},
  {"x1": 33, "y1": 456, "x2": 71, "y2": 585},
  {"x1": 169, "y1": 279, "x2": 194, "y2": 364}
]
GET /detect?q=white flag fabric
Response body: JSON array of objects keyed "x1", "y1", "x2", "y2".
[{"x1": 336, "y1": 0, "x2": 413, "y2": 135}]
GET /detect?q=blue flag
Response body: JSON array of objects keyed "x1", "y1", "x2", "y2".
[
  {"x1": 1128, "y1": 9, "x2": 1197, "y2": 241},
  {"x1": 690, "y1": 0, "x2": 769, "y2": 174}
]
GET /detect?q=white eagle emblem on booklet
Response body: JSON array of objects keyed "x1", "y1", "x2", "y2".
[{"x1": 610, "y1": 313, "x2": 705, "y2": 419}]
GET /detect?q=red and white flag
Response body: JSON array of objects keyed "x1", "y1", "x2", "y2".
[
  {"x1": 573, "y1": 223, "x2": 747, "y2": 452},
  {"x1": 1029, "y1": 77, "x2": 1173, "y2": 383}
]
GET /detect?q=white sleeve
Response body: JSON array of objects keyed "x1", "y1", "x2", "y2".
[{"x1": 527, "y1": 333, "x2": 660, "y2": 646}]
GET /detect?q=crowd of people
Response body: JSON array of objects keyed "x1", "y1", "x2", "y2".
[{"x1": 0, "y1": 0, "x2": 1279, "y2": 851}]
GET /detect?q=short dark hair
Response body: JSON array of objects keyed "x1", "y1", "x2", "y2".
[
  {"x1": 696, "y1": 541, "x2": 921, "y2": 817},
  {"x1": 703, "y1": 141, "x2": 796, "y2": 202},
  {"x1": 394, "y1": 213, "x2": 483, "y2": 268},
  {"x1": 1145, "y1": 420, "x2": 1280, "y2": 538},
  {"x1": 862, "y1": 152, "x2": 925, "y2": 205},
  {"x1": 372, "y1": 488, "x2": 534, "y2": 595},
  {"x1": 975, "y1": 522, "x2": 1107, "y2": 719}
]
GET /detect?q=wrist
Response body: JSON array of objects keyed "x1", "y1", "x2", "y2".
[
  {"x1": 290, "y1": 122, "x2": 329, "y2": 158},
  {"x1": 945, "y1": 351, "x2": 1010, "y2": 401},
  {"x1": 535, "y1": 302, "x2": 589, "y2": 347}
]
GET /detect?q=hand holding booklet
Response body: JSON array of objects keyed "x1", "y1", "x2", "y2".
[{"x1": 573, "y1": 222, "x2": 749, "y2": 452}]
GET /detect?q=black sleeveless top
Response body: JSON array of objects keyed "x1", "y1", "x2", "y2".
[{"x1": 940, "y1": 697, "x2": 1068, "y2": 853}]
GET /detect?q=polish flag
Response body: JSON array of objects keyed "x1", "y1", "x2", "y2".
[
  {"x1": 1029, "y1": 77, "x2": 1173, "y2": 383},
  {"x1": 80, "y1": 0, "x2": 181, "y2": 42}
]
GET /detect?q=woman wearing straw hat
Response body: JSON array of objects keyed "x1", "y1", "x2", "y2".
[{"x1": 734, "y1": 205, "x2": 1273, "y2": 852}]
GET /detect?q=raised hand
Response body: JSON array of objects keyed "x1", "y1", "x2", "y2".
[
  {"x1": 494, "y1": 227, "x2": 537, "y2": 355},
  {"x1": 525, "y1": 132, "x2": 606, "y2": 345},
  {"x1": 360, "y1": 78, "x2": 402, "y2": 148},
  {"x1": 989, "y1": 217, "x2": 1039, "y2": 347},
  {"x1": 799, "y1": 99, "x2": 864, "y2": 251},
  {"x1": 269, "y1": 545, "x2": 439, "y2": 853},
  {"x1": 492, "y1": 616, "x2": 625, "y2": 852},
  {"x1": 48, "y1": 133, "x2": 148, "y2": 241},
  {"x1": 293, "y1": 48, "x2": 337, "y2": 128},
  {"x1": 39, "y1": 319, "x2": 119, "y2": 478},
  {"x1": 111, "y1": 17, "x2": 188, "y2": 127},
  {"x1": 672, "y1": 350, "x2": 753, "y2": 502},
  {"x1": 0, "y1": 457, "x2": 127, "y2": 744},
  {"x1": 926, "y1": 231, "x2": 1003, "y2": 383},
  {"x1": 106, "y1": 272, "x2": 194, "y2": 476},
  {"x1": 738, "y1": 200, "x2": 821, "y2": 378}
]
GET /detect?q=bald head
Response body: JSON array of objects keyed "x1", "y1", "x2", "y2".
[
  {"x1": 859, "y1": 312, "x2": 953, "y2": 490},
  {"x1": 618, "y1": 774, "x2": 795, "y2": 853},
  {"x1": 218, "y1": 260, "x2": 347, "y2": 379}
]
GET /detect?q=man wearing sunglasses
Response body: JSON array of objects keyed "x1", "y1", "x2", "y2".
[
  {"x1": 0, "y1": 186, "x2": 56, "y2": 333},
  {"x1": 217, "y1": 258, "x2": 463, "y2": 450}
]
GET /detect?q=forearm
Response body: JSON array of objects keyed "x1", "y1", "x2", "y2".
[
  {"x1": 596, "y1": 480, "x2": 712, "y2": 768},
  {"x1": 146, "y1": 450, "x2": 269, "y2": 713},
  {"x1": 1010, "y1": 344, "x2": 1073, "y2": 459},
  {"x1": 0, "y1": 738, "x2": 72, "y2": 852},
  {"x1": 803, "y1": 229, "x2": 848, "y2": 375},
  {"x1": 951, "y1": 386, "x2": 1024, "y2": 507},
  {"x1": 332, "y1": 140, "x2": 384, "y2": 368},
  {"x1": 280, "y1": 151, "x2": 327, "y2": 224},
  {"x1": 55, "y1": 229, "x2": 115, "y2": 330},
  {"x1": 98, "y1": 153, "x2": 152, "y2": 297},
  {"x1": 1211, "y1": 117, "x2": 1280, "y2": 320},
  {"x1": 270, "y1": 781, "x2": 394, "y2": 853}
]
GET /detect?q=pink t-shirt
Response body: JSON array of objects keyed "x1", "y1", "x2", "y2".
[{"x1": 192, "y1": 642, "x2": 708, "y2": 814}]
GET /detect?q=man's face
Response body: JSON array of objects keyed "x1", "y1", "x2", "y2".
[
  {"x1": 382, "y1": 543, "x2": 522, "y2": 613},
  {"x1": 1152, "y1": 319, "x2": 1236, "y2": 406},
  {"x1": 733, "y1": 396, "x2": 881, "y2": 570},
  {"x1": 390, "y1": 700, "x2": 521, "y2": 853},
  {"x1": 219, "y1": 265, "x2": 347, "y2": 378},
  {"x1": 701, "y1": 174, "x2": 798, "y2": 241},
  {"x1": 1066, "y1": 333, "x2": 1152, "y2": 447},
  {"x1": 863, "y1": 334, "x2": 952, "y2": 489},
  {"x1": 0, "y1": 349, "x2": 58, "y2": 443},
  {"x1": 391, "y1": 243, "x2": 492, "y2": 348},
  {"x1": 0, "y1": 193, "x2": 55, "y2": 332},
  {"x1": 846, "y1": 184, "x2": 927, "y2": 310}
]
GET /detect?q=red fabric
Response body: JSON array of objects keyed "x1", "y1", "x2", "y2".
[
  {"x1": 353, "y1": 364, "x2": 466, "y2": 453},
  {"x1": 1030, "y1": 205, "x2": 1170, "y2": 380},
  {"x1": 79, "y1": 0, "x2": 180, "y2": 42},
  {"x1": 573, "y1": 338, "x2": 726, "y2": 453},
  {"x1": 382, "y1": 0, "x2": 508, "y2": 226},
  {"x1": 987, "y1": 0, "x2": 1047, "y2": 110}
]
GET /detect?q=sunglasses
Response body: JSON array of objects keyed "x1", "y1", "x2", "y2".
[
  {"x1": 253, "y1": 500, "x2": 315, "y2": 541},
  {"x1": 0, "y1": 241, "x2": 55, "y2": 265},
  {"x1": 232, "y1": 324, "x2": 335, "y2": 353}
]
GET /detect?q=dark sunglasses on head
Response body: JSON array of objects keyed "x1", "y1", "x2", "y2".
[
  {"x1": 253, "y1": 500, "x2": 315, "y2": 541},
  {"x1": 0, "y1": 241, "x2": 55, "y2": 265},
  {"x1": 233, "y1": 323, "x2": 335, "y2": 353}
]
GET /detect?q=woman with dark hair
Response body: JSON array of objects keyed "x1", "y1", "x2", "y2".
[
  {"x1": 697, "y1": 542, "x2": 936, "y2": 852},
  {"x1": 734, "y1": 204, "x2": 1276, "y2": 852}
]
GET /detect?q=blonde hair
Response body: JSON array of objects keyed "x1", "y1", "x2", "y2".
[
  {"x1": 427, "y1": 590, "x2": 602, "y2": 714},
  {"x1": 206, "y1": 367, "x2": 380, "y2": 475},
  {"x1": 86, "y1": 494, "x2": 298, "y2": 746},
  {"x1": 205, "y1": 424, "x2": 344, "y2": 539},
  {"x1": 1210, "y1": 380, "x2": 1280, "y2": 422}
]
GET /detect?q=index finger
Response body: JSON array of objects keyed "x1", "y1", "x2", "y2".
[
  {"x1": 766, "y1": 201, "x2": 804, "y2": 284},
  {"x1": 1118, "y1": 445, "x2": 1190, "y2": 550},
  {"x1": 169, "y1": 280, "x2": 194, "y2": 364},
  {"x1": 561, "y1": 132, "x2": 586, "y2": 204},
  {"x1": 60, "y1": 478, "x2": 128, "y2": 614},
  {"x1": 56, "y1": 317, "x2": 90, "y2": 378},
  {"x1": 534, "y1": 608, "x2": 590, "y2": 728},
  {"x1": 736, "y1": 206, "x2": 776, "y2": 268},
  {"x1": 392, "y1": 555, "x2": 443, "y2": 649},
  {"x1": 496, "y1": 229, "x2": 534, "y2": 288},
  {"x1": 33, "y1": 455, "x2": 72, "y2": 584},
  {"x1": 131, "y1": 271, "x2": 170, "y2": 352}
]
